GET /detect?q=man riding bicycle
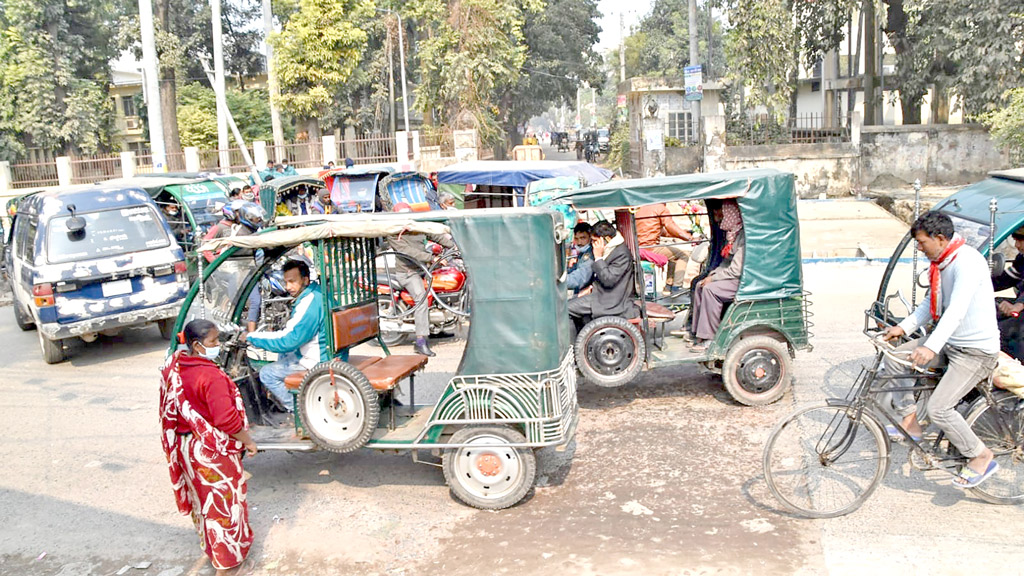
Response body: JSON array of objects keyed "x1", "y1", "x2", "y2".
[{"x1": 883, "y1": 212, "x2": 1000, "y2": 489}]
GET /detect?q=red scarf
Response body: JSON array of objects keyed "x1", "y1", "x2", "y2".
[{"x1": 929, "y1": 235, "x2": 965, "y2": 321}]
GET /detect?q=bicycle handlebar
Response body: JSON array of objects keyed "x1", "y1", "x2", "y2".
[{"x1": 866, "y1": 332, "x2": 939, "y2": 375}]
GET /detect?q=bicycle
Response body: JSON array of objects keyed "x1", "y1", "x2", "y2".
[{"x1": 762, "y1": 329, "x2": 1024, "y2": 518}]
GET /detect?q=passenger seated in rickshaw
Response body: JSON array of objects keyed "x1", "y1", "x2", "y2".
[
  {"x1": 311, "y1": 187, "x2": 337, "y2": 215},
  {"x1": 243, "y1": 259, "x2": 329, "y2": 411},
  {"x1": 636, "y1": 203, "x2": 695, "y2": 294},
  {"x1": 682, "y1": 200, "x2": 745, "y2": 350},
  {"x1": 566, "y1": 222, "x2": 595, "y2": 295},
  {"x1": 277, "y1": 187, "x2": 315, "y2": 217},
  {"x1": 568, "y1": 221, "x2": 639, "y2": 332},
  {"x1": 993, "y1": 226, "x2": 1024, "y2": 360}
]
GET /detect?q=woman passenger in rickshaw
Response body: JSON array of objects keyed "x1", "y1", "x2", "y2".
[{"x1": 684, "y1": 200, "x2": 745, "y2": 351}]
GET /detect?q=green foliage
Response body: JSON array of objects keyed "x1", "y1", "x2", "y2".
[
  {"x1": 0, "y1": 0, "x2": 118, "y2": 158},
  {"x1": 604, "y1": 123, "x2": 631, "y2": 174},
  {"x1": 981, "y1": 88, "x2": 1024, "y2": 165},
  {"x1": 175, "y1": 82, "x2": 289, "y2": 149},
  {"x1": 624, "y1": 0, "x2": 725, "y2": 80},
  {"x1": 724, "y1": 0, "x2": 796, "y2": 117},
  {"x1": 269, "y1": 0, "x2": 374, "y2": 119},
  {"x1": 410, "y1": 0, "x2": 543, "y2": 144}
]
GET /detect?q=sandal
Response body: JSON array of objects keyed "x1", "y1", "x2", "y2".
[
  {"x1": 952, "y1": 460, "x2": 999, "y2": 489},
  {"x1": 884, "y1": 424, "x2": 921, "y2": 443}
]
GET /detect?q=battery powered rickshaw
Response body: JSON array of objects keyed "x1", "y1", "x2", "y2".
[
  {"x1": 763, "y1": 169, "x2": 1024, "y2": 517},
  {"x1": 546, "y1": 168, "x2": 812, "y2": 406},
  {"x1": 170, "y1": 208, "x2": 578, "y2": 509},
  {"x1": 436, "y1": 160, "x2": 612, "y2": 209}
]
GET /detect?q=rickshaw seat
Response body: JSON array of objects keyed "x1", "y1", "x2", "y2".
[
  {"x1": 362, "y1": 354, "x2": 429, "y2": 391},
  {"x1": 627, "y1": 301, "x2": 675, "y2": 325},
  {"x1": 283, "y1": 355, "x2": 384, "y2": 391},
  {"x1": 331, "y1": 303, "x2": 380, "y2": 352}
]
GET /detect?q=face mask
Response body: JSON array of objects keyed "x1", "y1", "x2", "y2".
[
  {"x1": 166, "y1": 209, "x2": 179, "y2": 217},
  {"x1": 198, "y1": 342, "x2": 220, "y2": 360}
]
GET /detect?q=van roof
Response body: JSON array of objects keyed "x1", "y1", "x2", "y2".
[{"x1": 18, "y1": 185, "x2": 154, "y2": 217}]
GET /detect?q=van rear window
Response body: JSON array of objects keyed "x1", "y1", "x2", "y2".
[{"x1": 46, "y1": 206, "x2": 170, "y2": 264}]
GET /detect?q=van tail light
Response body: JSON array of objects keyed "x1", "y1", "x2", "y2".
[
  {"x1": 33, "y1": 283, "x2": 55, "y2": 307},
  {"x1": 173, "y1": 261, "x2": 187, "y2": 274}
]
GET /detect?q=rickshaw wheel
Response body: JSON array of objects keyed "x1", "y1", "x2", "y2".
[
  {"x1": 298, "y1": 360, "x2": 379, "y2": 453},
  {"x1": 575, "y1": 316, "x2": 646, "y2": 388},
  {"x1": 376, "y1": 296, "x2": 409, "y2": 347},
  {"x1": 722, "y1": 335, "x2": 791, "y2": 406},
  {"x1": 443, "y1": 425, "x2": 536, "y2": 510}
]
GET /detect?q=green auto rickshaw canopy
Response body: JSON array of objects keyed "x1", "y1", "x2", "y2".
[{"x1": 547, "y1": 168, "x2": 802, "y2": 300}]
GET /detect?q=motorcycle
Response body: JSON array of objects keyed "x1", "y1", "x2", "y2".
[
  {"x1": 584, "y1": 140, "x2": 600, "y2": 164},
  {"x1": 375, "y1": 248, "x2": 469, "y2": 346}
]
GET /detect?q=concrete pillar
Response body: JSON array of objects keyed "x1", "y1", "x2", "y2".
[
  {"x1": 253, "y1": 141, "x2": 268, "y2": 169},
  {"x1": 184, "y1": 147, "x2": 201, "y2": 172},
  {"x1": 702, "y1": 115, "x2": 727, "y2": 173},
  {"x1": 411, "y1": 130, "x2": 421, "y2": 161},
  {"x1": 0, "y1": 161, "x2": 11, "y2": 194},
  {"x1": 120, "y1": 151, "x2": 136, "y2": 179},
  {"x1": 453, "y1": 129, "x2": 478, "y2": 162},
  {"x1": 321, "y1": 135, "x2": 337, "y2": 165},
  {"x1": 396, "y1": 131, "x2": 410, "y2": 162},
  {"x1": 850, "y1": 111, "x2": 863, "y2": 147},
  {"x1": 343, "y1": 126, "x2": 358, "y2": 161},
  {"x1": 56, "y1": 156, "x2": 72, "y2": 187}
]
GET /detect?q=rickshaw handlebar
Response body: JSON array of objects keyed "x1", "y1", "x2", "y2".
[{"x1": 865, "y1": 331, "x2": 938, "y2": 374}]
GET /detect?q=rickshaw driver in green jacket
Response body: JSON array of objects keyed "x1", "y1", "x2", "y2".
[{"x1": 243, "y1": 259, "x2": 329, "y2": 410}]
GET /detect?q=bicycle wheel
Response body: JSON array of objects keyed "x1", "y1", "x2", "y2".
[
  {"x1": 763, "y1": 402, "x2": 890, "y2": 518},
  {"x1": 964, "y1": 391, "x2": 1024, "y2": 505}
]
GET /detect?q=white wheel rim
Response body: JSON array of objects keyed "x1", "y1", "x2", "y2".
[
  {"x1": 452, "y1": 434, "x2": 524, "y2": 501},
  {"x1": 304, "y1": 374, "x2": 366, "y2": 445}
]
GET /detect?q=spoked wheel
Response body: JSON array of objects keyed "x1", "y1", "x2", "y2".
[
  {"x1": 574, "y1": 316, "x2": 646, "y2": 388},
  {"x1": 723, "y1": 336, "x2": 792, "y2": 406},
  {"x1": 443, "y1": 426, "x2": 537, "y2": 510},
  {"x1": 298, "y1": 360, "x2": 379, "y2": 453},
  {"x1": 763, "y1": 402, "x2": 890, "y2": 518},
  {"x1": 964, "y1": 391, "x2": 1024, "y2": 505},
  {"x1": 376, "y1": 296, "x2": 409, "y2": 347}
]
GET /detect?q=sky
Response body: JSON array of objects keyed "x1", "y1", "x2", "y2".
[{"x1": 595, "y1": 0, "x2": 655, "y2": 52}]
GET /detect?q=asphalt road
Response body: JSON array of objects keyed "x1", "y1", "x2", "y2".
[{"x1": 1, "y1": 261, "x2": 1023, "y2": 576}]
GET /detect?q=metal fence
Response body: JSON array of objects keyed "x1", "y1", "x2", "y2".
[
  {"x1": 70, "y1": 154, "x2": 122, "y2": 185},
  {"x1": 136, "y1": 152, "x2": 187, "y2": 174},
  {"x1": 337, "y1": 135, "x2": 397, "y2": 165},
  {"x1": 10, "y1": 161, "x2": 58, "y2": 189},
  {"x1": 267, "y1": 141, "x2": 322, "y2": 169},
  {"x1": 199, "y1": 147, "x2": 254, "y2": 173},
  {"x1": 727, "y1": 113, "x2": 851, "y2": 146},
  {"x1": 421, "y1": 132, "x2": 455, "y2": 157}
]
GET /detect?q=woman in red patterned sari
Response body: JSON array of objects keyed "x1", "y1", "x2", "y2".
[{"x1": 160, "y1": 319, "x2": 257, "y2": 575}]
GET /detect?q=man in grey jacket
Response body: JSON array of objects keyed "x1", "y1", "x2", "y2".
[
  {"x1": 387, "y1": 203, "x2": 455, "y2": 356},
  {"x1": 568, "y1": 221, "x2": 638, "y2": 332}
]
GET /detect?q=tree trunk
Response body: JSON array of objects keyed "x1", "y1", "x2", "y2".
[{"x1": 156, "y1": 0, "x2": 183, "y2": 168}]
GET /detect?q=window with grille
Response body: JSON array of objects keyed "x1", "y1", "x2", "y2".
[
  {"x1": 122, "y1": 95, "x2": 136, "y2": 118},
  {"x1": 667, "y1": 112, "x2": 693, "y2": 142}
]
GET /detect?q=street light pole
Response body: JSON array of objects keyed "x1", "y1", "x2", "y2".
[
  {"x1": 211, "y1": 0, "x2": 230, "y2": 170},
  {"x1": 138, "y1": 0, "x2": 165, "y2": 171},
  {"x1": 396, "y1": 12, "x2": 410, "y2": 133},
  {"x1": 263, "y1": 0, "x2": 285, "y2": 155}
]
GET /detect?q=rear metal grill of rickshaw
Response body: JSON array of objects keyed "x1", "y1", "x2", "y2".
[
  {"x1": 718, "y1": 291, "x2": 815, "y2": 350},
  {"x1": 317, "y1": 237, "x2": 378, "y2": 309}
]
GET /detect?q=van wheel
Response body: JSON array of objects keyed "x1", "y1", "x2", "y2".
[
  {"x1": 157, "y1": 318, "x2": 175, "y2": 340},
  {"x1": 39, "y1": 332, "x2": 66, "y2": 364},
  {"x1": 298, "y1": 360, "x2": 379, "y2": 453},
  {"x1": 13, "y1": 300, "x2": 34, "y2": 331},
  {"x1": 722, "y1": 336, "x2": 791, "y2": 406},
  {"x1": 574, "y1": 316, "x2": 646, "y2": 387},
  {"x1": 443, "y1": 426, "x2": 536, "y2": 510}
]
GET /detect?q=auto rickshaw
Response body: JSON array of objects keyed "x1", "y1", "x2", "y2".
[
  {"x1": 545, "y1": 168, "x2": 812, "y2": 406},
  {"x1": 257, "y1": 175, "x2": 327, "y2": 219},
  {"x1": 436, "y1": 160, "x2": 612, "y2": 209},
  {"x1": 171, "y1": 208, "x2": 578, "y2": 510}
]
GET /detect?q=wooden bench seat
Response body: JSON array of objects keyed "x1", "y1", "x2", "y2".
[
  {"x1": 627, "y1": 301, "x2": 676, "y2": 326},
  {"x1": 283, "y1": 355, "x2": 383, "y2": 390},
  {"x1": 362, "y1": 354, "x2": 429, "y2": 391}
]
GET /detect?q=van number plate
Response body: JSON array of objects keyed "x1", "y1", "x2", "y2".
[{"x1": 101, "y1": 279, "x2": 133, "y2": 297}]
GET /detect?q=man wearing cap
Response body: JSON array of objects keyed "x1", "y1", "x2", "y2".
[
  {"x1": 386, "y1": 203, "x2": 455, "y2": 356},
  {"x1": 993, "y1": 227, "x2": 1024, "y2": 359}
]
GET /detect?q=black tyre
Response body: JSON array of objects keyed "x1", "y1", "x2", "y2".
[
  {"x1": 763, "y1": 402, "x2": 890, "y2": 518},
  {"x1": 574, "y1": 316, "x2": 646, "y2": 388},
  {"x1": 298, "y1": 360, "x2": 379, "y2": 453},
  {"x1": 964, "y1": 391, "x2": 1024, "y2": 505},
  {"x1": 39, "y1": 332, "x2": 66, "y2": 364},
  {"x1": 443, "y1": 425, "x2": 537, "y2": 510},
  {"x1": 722, "y1": 335, "x2": 792, "y2": 406},
  {"x1": 12, "y1": 299, "x2": 34, "y2": 331},
  {"x1": 157, "y1": 318, "x2": 175, "y2": 340},
  {"x1": 376, "y1": 296, "x2": 409, "y2": 347}
]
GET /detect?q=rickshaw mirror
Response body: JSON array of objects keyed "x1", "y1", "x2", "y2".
[{"x1": 990, "y1": 252, "x2": 1006, "y2": 276}]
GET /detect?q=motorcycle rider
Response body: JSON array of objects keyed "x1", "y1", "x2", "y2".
[{"x1": 387, "y1": 202, "x2": 455, "y2": 357}]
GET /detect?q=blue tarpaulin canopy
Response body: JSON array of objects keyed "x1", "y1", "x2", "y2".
[{"x1": 436, "y1": 161, "x2": 613, "y2": 188}]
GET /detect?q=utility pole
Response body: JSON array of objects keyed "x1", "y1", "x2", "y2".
[
  {"x1": 862, "y1": 0, "x2": 876, "y2": 125},
  {"x1": 211, "y1": 0, "x2": 230, "y2": 170},
  {"x1": 138, "y1": 0, "x2": 165, "y2": 172},
  {"x1": 688, "y1": 0, "x2": 702, "y2": 145},
  {"x1": 396, "y1": 13, "x2": 410, "y2": 133},
  {"x1": 263, "y1": 0, "x2": 284, "y2": 157},
  {"x1": 619, "y1": 12, "x2": 626, "y2": 83},
  {"x1": 591, "y1": 86, "x2": 597, "y2": 128}
]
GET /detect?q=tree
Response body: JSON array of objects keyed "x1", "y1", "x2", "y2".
[
  {"x1": 175, "y1": 82, "x2": 290, "y2": 149},
  {"x1": 503, "y1": 0, "x2": 603, "y2": 145},
  {"x1": 409, "y1": 0, "x2": 542, "y2": 145},
  {"x1": 981, "y1": 88, "x2": 1024, "y2": 165},
  {"x1": 723, "y1": 0, "x2": 796, "y2": 117},
  {"x1": 269, "y1": 0, "x2": 374, "y2": 140},
  {"x1": 0, "y1": 0, "x2": 118, "y2": 159},
  {"x1": 622, "y1": 0, "x2": 726, "y2": 81}
]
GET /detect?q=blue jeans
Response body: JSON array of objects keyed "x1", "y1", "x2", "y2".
[{"x1": 260, "y1": 352, "x2": 306, "y2": 410}]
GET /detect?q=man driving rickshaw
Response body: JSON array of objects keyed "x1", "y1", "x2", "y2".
[{"x1": 545, "y1": 168, "x2": 811, "y2": 406}]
